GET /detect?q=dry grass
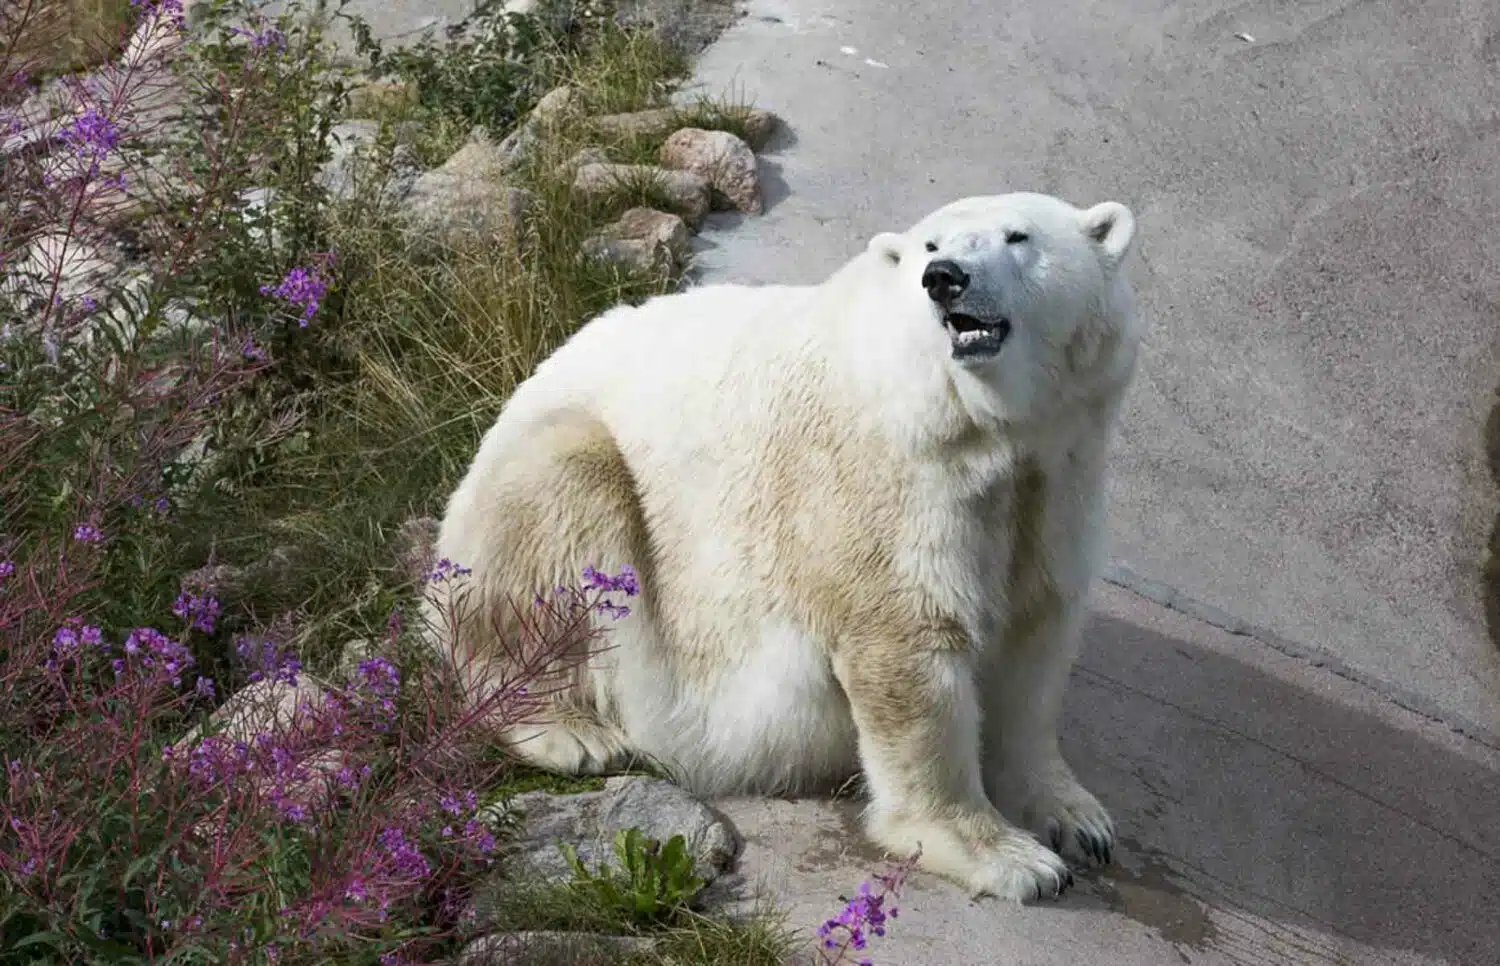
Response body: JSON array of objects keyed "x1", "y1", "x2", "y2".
[{"x1": 1, "y1": 0, "x2": 138, "y2": 80}]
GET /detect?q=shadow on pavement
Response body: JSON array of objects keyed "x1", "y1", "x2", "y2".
[{"x1": 1061, "y1": 604, "x2": 1500, "y2": 965}]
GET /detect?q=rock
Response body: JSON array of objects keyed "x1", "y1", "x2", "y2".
[
  {"x1": 739, "y1": 107, "x2": 780, "y2": 152},
  {"x1": 401, "y1": 135, "x2": 534, "y2": 248},
  {"x1": 316, "y1": 119, "x2": 421, "y2": 204},
  {"x1": 239, "y1": 187, "x2": 282, "y2": 247},
  {"x1": 659, "y1": 127, "x2": 761, "y2": 214},
  {"x1": 571, "y1": 162, "x2": 711, "y2": 229},
  {"x1": 489, "y1": 775, "x2": 740, "y2": 885},
  {"x1": 530, "y1": 85, "x2": 581, "y2": 127},
  {"x1": 560, "y1": 146, "x2": 610, "y2": 175},
  {"x1": 178, "y1": 546, "x2": 301, "y2": 614},
  {"x1": 494, "y1": 121, "x2": 539, "y2": 173},
  {"x1": 582, "y1": 207, "x2": 692, "y2": 274},
  {"x1": 458, "y1": 931, "x2": 656, "y2": 966},
  {"x1": 169, "y1": 676, "x2": 327, "y2": 752},
  {"x1": 589, "y1": 106, "x2": 679, "y2": 141},
  {"x1": 579, "y1": 237, "x2": 673, "y2": 275},
  {"x1": 0, "y1": 232, "x2": 122, "y2": 314}
]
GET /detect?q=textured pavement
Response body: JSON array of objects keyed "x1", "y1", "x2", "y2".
[
  {"x1": 715, "y1": 581, "x2": 1500, "y2": 966},
  {"x1": 677, "y1": 1, "x2": 1500, "y2": 960},
  {"x1": 680, "y1": 0, "x2": 1500, "y2": 745}
]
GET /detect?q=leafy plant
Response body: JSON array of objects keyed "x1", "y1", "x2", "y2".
[{"x1": 560, "y1": 828, "x2": 706, "y2": 927}]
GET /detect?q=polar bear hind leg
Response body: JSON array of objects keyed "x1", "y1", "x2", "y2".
[{"x1": 429, "y1": 407, "x2": 646, "y2": 778}]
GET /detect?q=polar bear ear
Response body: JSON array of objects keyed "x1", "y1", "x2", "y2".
[
  {"x1": 867, "y1": 232, "x2": 905, "y2": 266},
  {"x1": 1082, "y1": 201, "x2": 1137, "y2": 270}
]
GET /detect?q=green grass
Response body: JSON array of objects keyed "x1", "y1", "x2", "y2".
[{"x1": 470, "y1": 878, "x2": 797, "y2": 966}]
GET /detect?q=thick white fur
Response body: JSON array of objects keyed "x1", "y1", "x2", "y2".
[{"x1": 424, "y1": 192, "x2": 1142, "y2": 902}]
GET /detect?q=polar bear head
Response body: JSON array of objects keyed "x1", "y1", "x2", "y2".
[{"x1": 862, "y1": 192, "x2": 1139, "y2": 426}]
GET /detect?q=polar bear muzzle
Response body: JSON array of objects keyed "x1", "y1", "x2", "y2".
[{"x1": 923, "y1": 257, "x2": 1011, "y2": 361}]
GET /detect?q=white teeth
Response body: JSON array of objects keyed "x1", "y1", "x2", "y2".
[{"x1": 956, "y1": 329, "x2": 987, "y2": 344}]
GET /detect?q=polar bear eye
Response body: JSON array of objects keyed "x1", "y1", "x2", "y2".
[
  {"x1": 1005, "y1": 230, "x2": 1030, "y2": 244},
  {"x1": 924, "y1": 241, "x2": 938, "y2": 253}
]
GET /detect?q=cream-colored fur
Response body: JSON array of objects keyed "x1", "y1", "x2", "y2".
[{"x1": 423, "y1": 192, "x2": 1142, "y2": 902}]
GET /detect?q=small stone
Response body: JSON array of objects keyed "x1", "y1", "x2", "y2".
[
  {"x1": 561, "y1": 146, "x2": 610, "y2": 174},
  {"x1": 739, "y1": 107, "x2": 780, "y2": 152},
  {"x1": 0, "y1": 232, "x2": 121, "y2": 311},
  {"x1": 457, "y1": 931, "x2": 655, "y2": 966},
  {"x1": 659, "y1": 127, "x2": 761, "y2": 214},
  {"x1": 177, "y1": 546, "x2": 300, "y2": 615},
  {"x1": 602, "y1": 207, "x2": 691, "y2": 263},
  {"x1": 316, "y1": 120, "x2": 421, "y2": 204},
  {"x1": 494, "y1": 120, "x2": 539, "y2": 172},
  {"x1": 488, "y1": 775, "x2": 740, "y2": 885},
  {"x1": 589, "y1": 106, "x2": 679, "y2": 140},
  {"x1": 531, "y1": 85, "x2": 581, "y2": 127},
  {"x1": 169, "y1": 677, "x2": 326, "y2": 752},
  {"x1": 580, "y1": 236, "x2": 673, "y2": 275},
  {"x1": 401, "y1": 135, "x2": 534, "y2": 248},
  {"x1": 571, "y1": 162, "x2": 711, "y2": 228}
]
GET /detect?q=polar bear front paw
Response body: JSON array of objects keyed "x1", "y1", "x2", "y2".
[
  {"x1": 965, "y1": 834, "x2": 1075, "y2": 902},
  {"x1": 867, "y1": 808, "x2": 1075, "y2": 903},
  {"x1": 1021, "y1": 781, "x2": 1116, "y2": 868}
]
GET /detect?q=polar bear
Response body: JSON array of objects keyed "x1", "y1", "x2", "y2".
[{"x1": 423, "y1": 191, "x2": 1141, "y2": 902}]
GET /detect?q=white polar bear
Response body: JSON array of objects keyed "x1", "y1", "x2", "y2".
[{"x1": 423, "y1": 191, "x2": 1142, "y2": 902}]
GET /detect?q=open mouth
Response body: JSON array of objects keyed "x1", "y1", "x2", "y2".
[{"x1": 943, "y1": 311, "x2": 1011, "y2": 360}]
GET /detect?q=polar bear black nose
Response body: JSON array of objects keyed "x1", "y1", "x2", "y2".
[{"x1": 921, "y1": 259, "x2": 969, "y2": 302}]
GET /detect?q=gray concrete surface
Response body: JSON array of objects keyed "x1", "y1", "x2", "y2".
[
  {"x1": 713, "y1": 581, "x2": 1500, "y2": 966},
  {"x1": 679, "y1": 0, "x2": 1500, "y2": 745}
]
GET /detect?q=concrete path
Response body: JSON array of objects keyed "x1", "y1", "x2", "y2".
[
  {"x1": 714, "y1": 581, "x2": 1500, "y2": 966},
  {"x1": 677, "y1": 2, "x2": 1500, "y2": 961},
  {"x1": 680, "y1": 0, "x2": 1500, "y2": 745}
]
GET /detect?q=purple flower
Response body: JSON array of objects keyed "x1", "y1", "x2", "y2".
[
  {"x1": 58, "y1": 108, "x2": 120, "y2": 161},
  {"x1": 581, "y1": 564, "x2": 640, "y2": 597},
  {"x1": 51, "y1": 626, "x2": 80, "y2": 657},
  {"x1": 260, "y1": 255, "x2": 334, "y2": 326},
  {"x1": 377, "y1": 826, "x2": 432, "y2": 880},
  {"x1": 424, "y1": 557, "x2": 473, "y2": 585},
  {"x1": 172, "y1": 592, "x2": 221, "y2": 635},
  {"x1": 233, "y1": 24, "x2": 287, "y2": 51},
  {"x1": 816, "y1": 855, "x2": 917, "y2": 966},
  {"x1": 242, "y1": 337, "x2": 266, "y2": 361},
  {"x1": 0, "y1": 560, "x2": 14, "y2": 581},
  {"x1": 195, "y1": 676, "x2": 217, "y2": 700},
  {"x1": 72, "y1": 524, "x2": 104, "y2": 544}
]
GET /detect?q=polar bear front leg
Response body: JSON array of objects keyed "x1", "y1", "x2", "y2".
[
  {"x1": 979, "y1": 597, "x2": 1116, "y2": 868},
  {"x1": 832, "y1": 639, "x2": 1073, "y2": 902}
]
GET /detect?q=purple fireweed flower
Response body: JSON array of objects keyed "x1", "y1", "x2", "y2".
[
  {"x1": 121, "y1": 627, "x2": 195, "y2": 687},
  {"x1": 59, "y1": 108, "x2": 120, "y2": 158},
  {"x1": 260, "y1": 255, "x2": 334, "y2": 326},
  {"x1": 816, "y1": 854, "x2": 917, "y2": 966},
  {"x1": 377, "y1": 826, "x2": 431, "y2": 880},
  {"x1": 581, "y1": 564, "x2": 640, "y2": 597},
  {"x1": 424, "y1": 557, "x2": 472, "y2": 585},
  {"x1": 232, "y1": 24, "x2": 287, "y2": 51},
  {"x1": 172, "y1": 592, "x2": 221, "y2": 635}
]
